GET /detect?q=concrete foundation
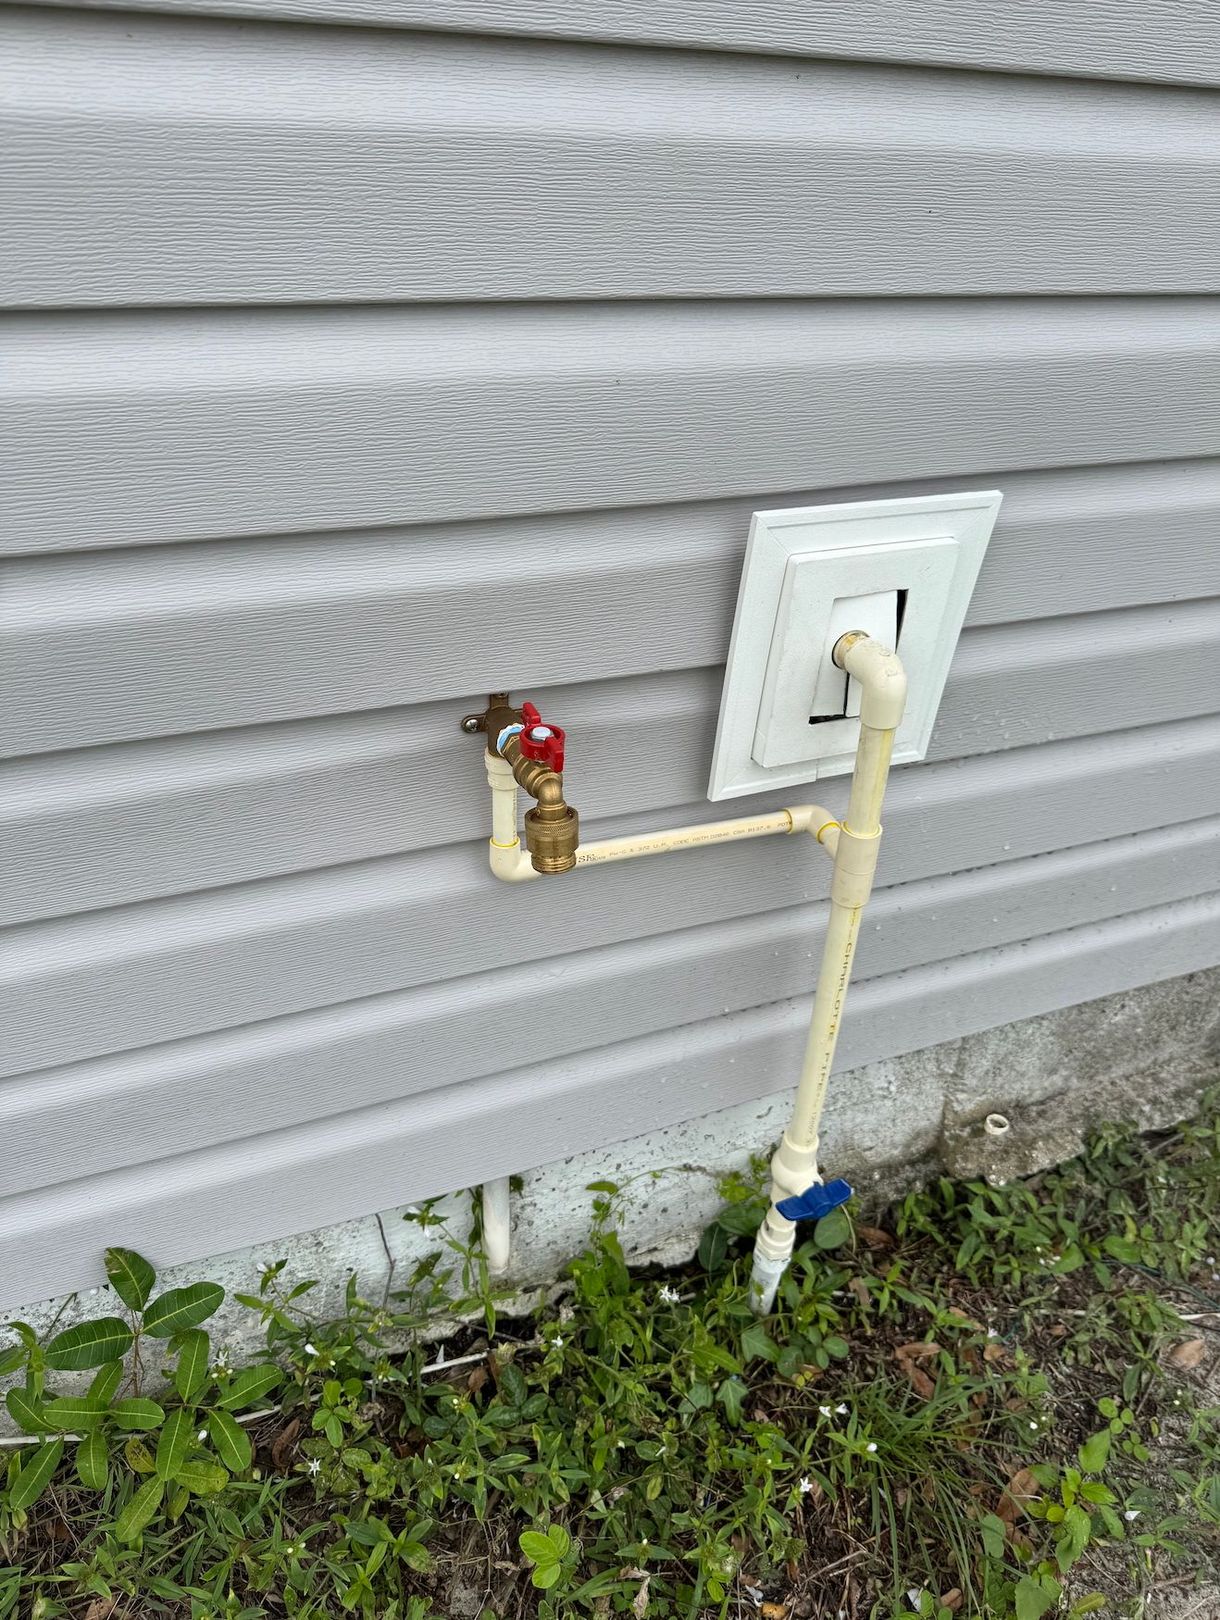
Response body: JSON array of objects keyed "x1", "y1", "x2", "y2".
[{"x1": 5, "y1": 966, "x2": 1218, "y2": 1407}]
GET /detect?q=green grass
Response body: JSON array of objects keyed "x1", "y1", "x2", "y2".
[{"x1": 4, "y1": 1093, "x2": 1220, "y2": 1619}]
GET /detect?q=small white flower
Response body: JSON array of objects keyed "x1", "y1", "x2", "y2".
[
  {"x1": 550, "y1": 1335, "x2": 564, "y2": 1349},
  {"x1": 987, "y1": 1328, "x2": 999, "y2": 1339},
  {"x1": 865, "y1": 1442, "x2": 878, "y2": 1453},
  {"x1": 658, "y1": 1284, "x2": 680, "y2": 1304},
  {"x1": 1124, "y1": 1509, "x2": 1140, "y2": 1521},
  {"x1": 197, "y1": 1428, "x2": 208, "y2": 1441},
  {"x1": 307, "y1": 1457, "x2": 322, "y2": 1476},
  {"x1": 818, "y1": 1405, "x2": 832, "y2": 1417},
  {"x1": 798, "y1": 1476, "x2": 814, "y2": 1494},
  {"x1": 303, "y1": 1342, "x2": 319, "y2": 1356},
  {"x1": 835, "y1": 1403, "x2": 848, "y2": 1414},
  {"x1": 1029, "y1": 1421, "x2": 1038, "y2": 1431}
]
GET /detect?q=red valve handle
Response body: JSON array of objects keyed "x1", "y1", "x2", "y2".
[{"x1": 519, "y1": 701, "x2": 566, "y2": 772}]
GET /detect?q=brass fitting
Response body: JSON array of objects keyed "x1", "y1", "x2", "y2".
[
  {"x1": 462, "y1": 692, "x2": 580, "y2": 873},
  {"x1": 502, "y1": 733, "x2": 579, "y2": 873}
]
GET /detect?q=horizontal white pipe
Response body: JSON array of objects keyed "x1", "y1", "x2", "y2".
[{"x1": 486, "y1": 769, "x2": 838, "y2": 883}]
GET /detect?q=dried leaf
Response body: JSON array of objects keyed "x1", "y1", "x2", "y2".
[
  {"x1": 847, "y1": 1277, "x2": 871, "y2": 1309},
  {"x1": 997, "y1": 1467, "x2": 1040, "y2": 1525},
  {"x1": 983, "y1": 1342, "x2": 1007, "y2": 1364},
  {"x1": 903, "y1": 1362, "x2": 936, "y2": 1399},
  {"x1": 940, "y1": 1590, "x2": 963, "y2": 1612},
  {"x1": 895, "y1": 1341, "x2": 942, "y2": 1361},
  {"x1": 465, "y1": 1363, "x2": 489, "y2": 1394},
  {"x1": 1168, "y1": 1338, "x2": 1206, "y2": 1370},
  {"x1": 760, "y1": 1605, "x2": 788, "y2": 1619},
  {"x1": 946, "y1": 1308, "x2": 984, "y2": 1330},
  {"x1": 784, "y1": 1559, "x2": 800, "y2": 1582},
  {"x1": 631, "y1": 1573, "x2": 651, "y2": 1618},
  {"x1": 270, "y1": 1415, "x2": 303, "y2": 1472},
  {"x1": 856, "y1": 1225, "x2": 894, "y2": 1250}
]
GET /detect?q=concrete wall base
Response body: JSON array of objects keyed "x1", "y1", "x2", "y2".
[{"x1": 5, "y1": 966, "x2": 1217, "y2": 1420}]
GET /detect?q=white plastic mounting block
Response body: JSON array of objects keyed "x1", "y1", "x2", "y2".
[{"x1": 708, "y1": 490, "x2": 1003, "y2": 801}]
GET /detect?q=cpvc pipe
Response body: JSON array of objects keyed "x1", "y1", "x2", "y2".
[
  {"x1": 750, "y1": 634, "x2": 907, "y2": 1311},
  {"x1": 474, "y1": 635, "x2": 906, "y2": 1296}
]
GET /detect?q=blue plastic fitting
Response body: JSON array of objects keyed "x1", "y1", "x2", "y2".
[{"x1": 775, "y1": 1177, "x2": 854, "y2": 1223}]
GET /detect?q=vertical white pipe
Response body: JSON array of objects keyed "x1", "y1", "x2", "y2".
[
  {"x1": 750, "y1": 641, "x2": 906, "y2": 1313},
  {"x1": 482, "y1": 1176, "x2": 512, "y2": 1275}
]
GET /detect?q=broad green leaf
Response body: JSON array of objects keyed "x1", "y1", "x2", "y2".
[
  {"x1": 44, "y1": 1318, "x2": 134, "y2": 1371},
  {"x1": 1078, "y1": 1428, "x2": 1111, "y2": 1474},
  {"x1": 75, "y1": 1433, "x2": 109, "y2": 1491},
  {"x1": 697, "y1": 1223, "x2": 729, "y2": 1272},
  {"x1": 532, "y1": 1562, "x2": 562, "y2": 1590},
  {"x1": 206, "y1": 1409, "x2": 251, "y2": 1473},
  {"x1": 124, "y1": 1436, "x2": 156, "y2": 1473},
  {"x1": 519, "y1": 1531, "x2": 559, "y2": 1566},
  {"x1": 89, "y1": 1359, "x2": 125, "y2": 1406},
  {"x1": 546, "y1": 1525, "x2": 571, "y2": 1556},
  {"x1": 112, "y1": 1398, "x2": 165, "y2": 1431},
  {"x1": 174, "y1": 1330, "x2": 210, "y2": 1402},
  {"x1": 155, "y1": 1408, "x2": 194, "y2": 1479},
  {"x1": 717, "y1": 1377, "x2": 746, "y2": 1425},
  {"x1": 979, "y1": 1512, "x2": 1007, "y2": 1561},
  {"x1": 167, "y1": 1484, "x2": 191, "y2": 1522},
  {"x1": 1069, "y1": 1597, "x2": 1108, "y2": 1617},
  {"x1": 1102, "y1": 1234, "x2": 1140, "y2": 1264},
  {"x1": 0, "y1": 1345, "x2": 25, "y2": 1377},
  {"x1": 1015, "y1": 1575, "x2": 1060, "y2": 1620},
  {"x1": 740, "y1": 1322, "x2": 775, "y2": 1364},
  {"x1": 42, "y1": 1396, "x2": 106, "y2": 1433},
  {"x1": 215, "y1": 1365, "x2": 281, "y2": 1411},
  {"x1": 5, "y1": 1387, "x2": 48, "y2": 1435},
  {"x1": 174, "y1": 1457, "x2": 229, "y2": 1495},
  {"x1": 813, "y1": 1206, "x2": 853, "y2": 1250},
  {"x1": 114, "y1": 1476, "x2": 164, "y2": 1542},
  {"x1": 497, "y1": 1362, "x2": 527, "y2": 1408},
  {"x1": 142, "y1": 1284, "x2": 225, "y2": 1338},
  {"x1": 8, "y1": 1439, "x2": 63, "y2": 1512},
  {"x1": 716, "y1": 1203, "x2": 763, "y2": 1237},
  {"x1": 104, "y1": 1248, "x2": 156, "y2": 1312}
]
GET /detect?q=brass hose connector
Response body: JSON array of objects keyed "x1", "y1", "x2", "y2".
[
  {"x1": 502, "y1": 734, "x2": 579, "y2": 873},
  {"x1": 462, "y1": 693, "x2": 579, "y2": 874}
]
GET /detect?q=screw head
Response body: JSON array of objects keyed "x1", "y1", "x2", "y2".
[{"x1": 460, "y1": 715, "x2": 482, "y2": 735}]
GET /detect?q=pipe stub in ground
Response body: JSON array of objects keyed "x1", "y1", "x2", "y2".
[{"x1": 983, "y1": 1112, "x2": 1011, "y2": 1137}]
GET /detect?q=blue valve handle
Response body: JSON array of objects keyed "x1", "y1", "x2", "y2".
[{"x1": 776, "y1": 1177, "x2": 854, "y2": 1223}]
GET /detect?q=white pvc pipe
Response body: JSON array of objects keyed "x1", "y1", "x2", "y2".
[
  {"x1": 482, "y1": 1176, "x2": 512, "y2": 1274},
  {"x1": 750, "y1": 640, "x2": 907, "y2": 1313},
  {"x1": 479, "y1": 641, "x2": 904, "y2": 1303}
]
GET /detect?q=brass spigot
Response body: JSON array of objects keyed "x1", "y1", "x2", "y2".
[{"x1": 461, "y1": 692, "x2": 580, "y2": 873}]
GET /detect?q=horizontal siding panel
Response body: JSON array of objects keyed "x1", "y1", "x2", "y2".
[
  {"x1": 35, "y1": 0, "x2": 1220, "y2": 89},
  {"x1": 5, "y1": 10, "x2": 1219, "y2": 306},
  {"x1": 5, "y1": 299, "x2": 1220, "y2": 550},
  {"x1": 3, "y1": 817, "x2": 1217, "y2": 1195},
  {"x1": 5, "y1": 718, "x2": 1217, "y2": 1071},
  {"x1": 8, "y1": 458, "x2": 1220, "y2": 746},
  {"x1": 4, "y1": 891, "x2": 1217, "y2": 1306},
  {"x1": 5, "y1": 697, "x2": 1216, "y2": 927}
]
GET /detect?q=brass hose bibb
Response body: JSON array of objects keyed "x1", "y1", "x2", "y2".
[{"x1": 461, "y1": 692, "x2": 580, "y2": 873}]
